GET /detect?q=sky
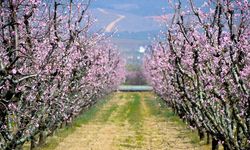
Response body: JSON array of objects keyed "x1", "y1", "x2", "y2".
[
  {"x1": 89, "y1": 0, "x2": 170, "y2": 33},
  {"x1": 88, "y1": 0, "x2": 170, "y2": 64},
  {"x1": 90, "y1": 0, "x2": 170, "y2": 16},
  {"x1": 89, "y1": 0, "x2": 204, "y2": 32},
  {"x1": 88, "y1": 0, "x2": 203, "y2": 65}
]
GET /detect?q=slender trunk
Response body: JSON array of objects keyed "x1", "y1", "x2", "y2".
[
  {"x1": 198, "y1": 128, "x2": 205, "y2": 141},
  {"x1": 16, "y1": 145, "x2": 23, "y2": 150},
  {"x1": 66, "y1": 120, "x2": 73, "y2": 127},
  {"x1": 212, "y1": 137, "x2": 219, "y2": 150},
  {"x1": 30, "y1": 136, "x2": 37, "y2": 150},
  {"x1": 38, "y1": 131, "x2": 47, "y2": 146},
  {"x1": 61, "y1": 121, "x2": 66, "y2": 128},
  {"x1": 223, "y1": 143, "x2": 230, "y2": 150},
  {"x1": 206, "y1": 132, "x2": 210, "y2": 144}
]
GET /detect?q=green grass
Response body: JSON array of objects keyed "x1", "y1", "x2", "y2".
[
  {"x1": 23, "y1": 92, "x2": 207, "y2": 150},
  {"x1": 119, "y1": 94, "x2": 124, "y2": 99},
  {"x1": 126, "y1": 93, "x2": 144, "y2": 145},
  {"x1": 73, "y1": 95, "x2": 113, "y2": 125},
  {"x1": 144, "y1": 95, "x2": 201, "y2": 145},
  {"x1": 114, "y1": 93, "x2": 142, "y2": 124},
  {"x1": 115, "y1": 93, "x2": 144, "y2": 146},
  {"x1": 114, "y1": 93, "x2": 143, "y2": 124},
  {"x1": 24, "y1": 95, "x2": 112, "y2": 150},
  {"x1": 126, "y1": 94, "x2": 142, "y2": 125},
  {"x1": 99, "y1": 104, "x2": 118, "y2": 122},
  {"x1": 144, "y1": 95, "x2": 182, "y2": 122}
]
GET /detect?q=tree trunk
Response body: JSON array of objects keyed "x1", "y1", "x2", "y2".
[
  {"x1": 206, "y1": 132, "x2": 210, "y2": 144},
  {"x1": 198, "y1": 129, "x2": 205, "y2": 141},
  {"x1": 223, "y1": 144, "x2": 230, "y2": 150},
  {"x1": 30, "y1": 136, "x2": 37, "y2": 150},
  {"x1": 16, "y1": 145, "x2": 23, "y2": 150},
  {"x1": 212, "y1": 137, "x2": 219, "y2": 150},
  {"x1": 38, "y1": 131, "x2": 47, "y2": 146},
  {"x1": 61, "y1": 121, "x2": 66, "y2": 128}
]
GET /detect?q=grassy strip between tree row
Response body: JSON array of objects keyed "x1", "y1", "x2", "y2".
[
  {"x1": 22, "y1": 92, "x2": 220, "y2": 150},
  {"x1": 23, "y1": 94, "x2": 113, "y2": 150}
]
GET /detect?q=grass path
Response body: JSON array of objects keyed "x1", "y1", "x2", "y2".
[{"x1": 40, "y1": 92, "x2": 208, "y2": 150}]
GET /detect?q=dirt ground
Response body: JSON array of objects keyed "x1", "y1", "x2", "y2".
[{"x1": 52, "y1": 92, "x2": 205, "y2": 150}]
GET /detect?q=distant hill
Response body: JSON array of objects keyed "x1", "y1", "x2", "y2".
[
  {"x1": 89, "y1": 8, "x2": 162, "y2": 33},
  {"x1": 88, "y1": 0, "x2": 206, "y2": 83},
  {"x1": 88, "y1": 0, "x2": 170, "y2": 65},
  {"x1": 114, "y1": 31, "x2": 160, "y2": 40}
]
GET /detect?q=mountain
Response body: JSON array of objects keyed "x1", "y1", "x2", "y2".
[
  {"x1": 88, "y1": 0, "x2": 171, "y2": 65},
  {"x1": 89, "y1": 8, "x2": 164, "y2": 33}
]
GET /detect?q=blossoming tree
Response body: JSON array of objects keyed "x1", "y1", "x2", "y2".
[
  {"x1": 144, "y1": 0, "x2": 250, "y2": 149},
  {"x1": 0, "y1": 0, "x2": 125, "y2": 149}
]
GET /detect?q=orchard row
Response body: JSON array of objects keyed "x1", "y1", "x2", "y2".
[
  {"x1": 0, "y1": 1, "x2": 125, "y2": 149},
  {"x1": 144, "y1": 0, "x2": 250, "y2": 150}
]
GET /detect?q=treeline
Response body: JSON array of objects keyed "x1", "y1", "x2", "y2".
[
  {"x1": 144, "y1": 0, "x2": 249, "y2": 150},
  {"x1": 0, "y1": 0, "x2": 125, "y2": 149}
]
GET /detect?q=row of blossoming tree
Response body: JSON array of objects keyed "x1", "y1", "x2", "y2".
[
  {"x1": 144, "y1": 0, "x2": 249, "y2": 149},
  {"x1": 0, "y1": 0, "x2": 125, "y2": 149}
]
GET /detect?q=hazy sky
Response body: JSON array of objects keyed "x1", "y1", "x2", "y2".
[
  {"x1": 90, "y1": 0, "x2": 170, "y2": 16},
  {"x1": 88, "y1": 0, "x2": 205, "y2": 63}
]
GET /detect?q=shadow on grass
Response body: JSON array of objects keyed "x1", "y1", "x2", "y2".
[
  {"x1": 23, "y1": 94, "x2": 113, "y2": 150},
  {"x1": 143, "y1": 93, "x2": 204, "y2": 146}
]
